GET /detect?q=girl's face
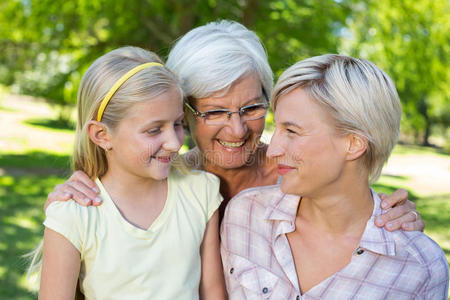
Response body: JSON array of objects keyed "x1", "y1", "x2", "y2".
[
  {"x1": 267, "y1": 88, "x2": 348, "y2": 197},
  {"x1": 107, "y1": 88, "x2": 185, "y2": 181},
  {"x1": 185, "y1": 74, "x2": 266, "y2": 170}
]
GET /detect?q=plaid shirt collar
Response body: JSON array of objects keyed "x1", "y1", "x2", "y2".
[{"x1": 264, "y1": 187, "x2": 396, "y2": 256}]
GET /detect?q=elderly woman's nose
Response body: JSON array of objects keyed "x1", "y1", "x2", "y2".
[{"x1": 226, "y1": 114, "x2": 247, "y2": 138}]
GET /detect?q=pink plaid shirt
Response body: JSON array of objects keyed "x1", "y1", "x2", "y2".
[{"x1": 220, "y1": 185, "x2": 449, "y2": 300}]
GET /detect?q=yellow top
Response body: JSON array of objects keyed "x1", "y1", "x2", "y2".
[{"x1": 44, "y1": 170, "x2": 223, "y2": 299}]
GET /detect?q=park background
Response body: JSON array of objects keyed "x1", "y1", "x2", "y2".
[{"x1": 0, "y1": 0, "x2": 449, "y2": 298}]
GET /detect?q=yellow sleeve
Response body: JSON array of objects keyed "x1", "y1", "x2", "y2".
[
  {"x1": 44, "y1": 201, "x2": 86, "y2": 253},
  {"x1": 204, "y1": 172, "x2": 224, "y2": 221}
]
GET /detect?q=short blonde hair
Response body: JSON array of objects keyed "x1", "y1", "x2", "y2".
[
  {"x1": 74, "y1": 46, "x2": 183, "y2": 178},
  {"x1": 272, "y1": 54, "x2": 402, "y2": 183}
]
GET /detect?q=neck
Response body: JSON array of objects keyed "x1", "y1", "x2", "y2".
[
  {"x1": 298, "y1": 171, "x2": 373, "y2": 236},
  {"x1": 100, "y1": 167, "x2": 166, "y2": 203}
]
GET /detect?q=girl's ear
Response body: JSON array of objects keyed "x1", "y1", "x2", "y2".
[
  {"x1": 86, "y1": 121, "x2": 112, "y2": 151},
  {"x1": 345, "y1": 133, "x2": 368, "y2": 161}
]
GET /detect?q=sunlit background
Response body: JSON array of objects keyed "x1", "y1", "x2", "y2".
[{"x1": 0, "y1": 0, "x2": 449, "y2": 298}]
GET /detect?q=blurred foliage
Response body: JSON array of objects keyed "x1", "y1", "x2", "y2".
[
  {"x1": 0, "y1": 173, "x2": 66, "y2": 299},
  {"x1": 0, "y1": 0, "x2": 448, "y2": 144},
  {"x1": 343, "y1": 0, "x2": 450, "y2": 145},
  {"x1": 0, "y1": 0, "x2": 350, "y2": 120}
]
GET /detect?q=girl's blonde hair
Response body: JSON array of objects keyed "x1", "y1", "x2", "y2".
[
  {"x1": 27, "y1": 46, "x2": 188, "y2": 287},
  {"x1": 74, "y1": 46, "x2": 185, "y2": 178}
]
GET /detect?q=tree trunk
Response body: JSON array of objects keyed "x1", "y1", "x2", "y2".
[
  {"x1": 422, "y1": 118, "x2": 431, "y2": 146},
  {"x1": 241, "y1": 0, "x2": 259, "y2": 28},
  {"x1": 418, "y1": 95, "x2": 431, "y2": 146}
]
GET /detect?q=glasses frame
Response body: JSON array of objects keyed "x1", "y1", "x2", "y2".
[{"x1": 184, "y1": 88, "x2": 269, "y2": 125}]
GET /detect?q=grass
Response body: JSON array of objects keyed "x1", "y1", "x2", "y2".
[
  {"x1": 0, "y1": 175, "x2": 66, "y2": 299},
  {"x1": 1, "y1": 93, "x2": 449, "y2": 298},
  {"x1": 23, "y1": 118, "x2": 75, "y2": 132},
  {"x1": 0, "y1": 151, "x2": 71, "y2": 171}
]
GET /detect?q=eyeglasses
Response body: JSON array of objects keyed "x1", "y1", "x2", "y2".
[{"x1": 184, "y1": 101, "x2": 269, "y2": 125}]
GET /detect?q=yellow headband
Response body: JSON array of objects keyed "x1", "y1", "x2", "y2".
[{"x1": 96, "y1": 62, "x2": 164, "y2": 121}]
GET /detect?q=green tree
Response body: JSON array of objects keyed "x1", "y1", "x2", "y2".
[
  {"x1": 343, "y1": 0, "x2": 450, "y2": 145},
  {"x1": 1, "y1": 0, "x2": 350, "y2": 108}
]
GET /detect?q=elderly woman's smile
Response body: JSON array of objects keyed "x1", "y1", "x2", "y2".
[{"x1": 186, "y1": 74, "x2": 266, "y2": 170}]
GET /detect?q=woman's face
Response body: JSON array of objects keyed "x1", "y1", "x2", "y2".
[
  {"x1": 186, "y1": 74, "x2": 266, "y2": 170},
  {"x1": 267, "y1": 88, "x2": 348, "y2": 197}
]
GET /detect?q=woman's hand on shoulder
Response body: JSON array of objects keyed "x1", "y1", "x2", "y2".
[
  {"x1": 375, "y1": 188, "x2": 425, "y2": 232},
  {"x1": 45, "y1": 171, "x2": 102, "y2": 211}
]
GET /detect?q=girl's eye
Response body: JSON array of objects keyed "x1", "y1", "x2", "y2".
[{"x1": 174, "y1": 121, "x2": 183, "y2": 127}]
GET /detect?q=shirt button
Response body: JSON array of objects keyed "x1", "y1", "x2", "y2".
[
  {"x1": 296, "y1": 296, "x2": 300, "y2": 300},
  {"x1": 262, "y1": 287, "x2": 268, "y2": 294},
  {"x1": 356, "y1": 248, "x2": 364, "y2": 255},
  {"x1": 230, "y1": 268, "x2": 234, "y2": 274}
]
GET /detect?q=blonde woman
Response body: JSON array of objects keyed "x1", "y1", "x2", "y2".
[{"x1": 221, "y1": 55, "x2": 448, "y2": 299}]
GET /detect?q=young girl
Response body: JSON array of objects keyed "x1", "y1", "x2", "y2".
[{"x1": 34, "y1": 46, "x2": 226, "y2": 299}]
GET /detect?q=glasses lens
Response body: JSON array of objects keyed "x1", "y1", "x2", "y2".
[
  {"x1": 204, "y1": 110, "x2": 229, "y2": 123},
  {"x1": 203, "y1": 104, "x2": 268, "y2": 125},
  {"x1": 241, "y1": 104, "x2": 268, "y2": 121}
]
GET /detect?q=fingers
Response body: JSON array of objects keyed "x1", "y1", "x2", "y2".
[
  {"x1": 62, "y1": 181, "x2": 102, "y2": 206},
  {"x1": 375, "y1": 202, "x2": 420, "y2": 231},
  {"x1": 402, "y1": 218, "x2": 425, "y2": 232},
  {"x1": 45, "y1": 190, "x2": 72, "y2": 211},
  {"x1": 45, "y1": 171, "x2": 102, "y2": 212},
  {"x1": 69, "y1": 171, "x2": 98, "y2": 192},
  {"x1": 380, "y1": 188, "x2": 408, "y2": 209}
]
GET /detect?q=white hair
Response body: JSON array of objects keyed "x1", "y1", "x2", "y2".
[
  {"x1": 166, "y1": 20, "x2": 273, "y2": 99},
  {"x1": 272, "y1": 54, "x2": 402, "y2": 183}
]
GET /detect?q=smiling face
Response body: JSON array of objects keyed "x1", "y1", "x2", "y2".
[
  {"x1": 106, "y1": 88, "x2": 185, "y2": 181},
  {"x1": 267, "y1": 88, "x2": 349, "y2": 197},
  {"x1": 185, "y1": 74, "x2": 267, "y2": 170}
]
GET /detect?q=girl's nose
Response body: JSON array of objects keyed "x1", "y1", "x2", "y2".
[{"x1": 163, "y1": 128, "x2": 183, "y2": 152}]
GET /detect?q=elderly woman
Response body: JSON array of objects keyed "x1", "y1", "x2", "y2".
[
  {"x1": 221, "y1": 54, "x2": 448, "y2": 299},
  {"x1": 46, "y1": 21, "x2": 422, "y2": 230}
]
